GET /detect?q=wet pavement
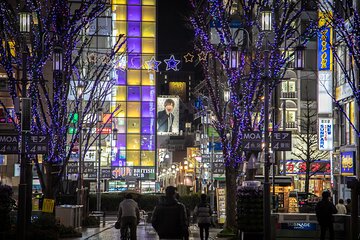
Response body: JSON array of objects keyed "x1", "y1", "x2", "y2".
[{"x1": 64, "y1": 215, "x2": 222, "y2": 240}]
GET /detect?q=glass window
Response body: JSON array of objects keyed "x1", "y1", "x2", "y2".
[
  {"x1": 142, "y1": 86, "x2": 156, "y2": 101},
  {"x1": 113, "y1": 21, "x2": 127, "y2": 36},
  {"x1": 127, "y1": 70, "x2": 141, "y2": 85},
  {"x1": 128, "y1": 0, "x2": 141, "y2": 4},
  {"x1": 128, "y1": 6, "x2": 141, "y2": 21},
  {"x1": 127, "y1": 86, "x2": 141, "y2": 101},
  {"x1": 127, "y1": 118, "x2": 141, "y2": 133},
  {"x1": 127, "y1": 134, "x2": 140, "y2": 150},
  {"x1": 128, "y1": 38, "x2": 141, "y2": 53},
  {"x1": 113, "y1": 86, "x2": 127, "y2": 101},
  {"x1": 113, "y1": 118, "x2": 126, "y2": 133},
  {"x1": 142, "y1": 38, "x2": 155, "y2": 54},
  {"x1": 114, "y1": 134, "x2": 126, "y2": 149},
  {"x1": 142, "y1": 0, "x2": 155, "y2": 5},
  {"x1": 141, "y1": 135, "x2": 155, "y2": 150},
  {"x1": 127, "y1": 151, "x2": 141, "y2": 166},
  {"x1": 142, "y1": 22, "x2": 155, "y2": 37},
  {"x1": 128, "y1": 22, "x2": 141, "y2": 37},
  {"x1": 127, "y1": 102, "x2": 141, "y2": 117},
  {"x1": 141, "y1": 151, "x2": 155, "y2": 166},
  {"x1": 111, "y1": 102, "x2": 126, "y2": 117},
  {"x1": 141, "y1": 118, "x2": 155, "y2": 134},
  {"x1": 128, "y1": 54, "x2": 142, "y2": 70},
  {"x1": 112, "y1": 0, "x2": 126, "y2": 4},
  {"x1": 115, "y1": 69, "x2": 126, "y2": 85},
  {"x1": 113, "y1": 5, "x2": 127, "y2": 21},
  {"x1": 141, "y1": 101, "x2": 155, "y2": 117},
  {"x1": 141, "y1": 71, "x2": 155, "y2": 85},
  {"x1": 142, "y1": 6, "x2": 155, "y2": 21}
]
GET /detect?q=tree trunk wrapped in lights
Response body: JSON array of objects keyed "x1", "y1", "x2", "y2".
[
  {"x1": 189, "y1": 0, "x2": 315, "y2": 232},
  {"x1": 0, "y1": 1, "x2": 125, "y2": 200}
]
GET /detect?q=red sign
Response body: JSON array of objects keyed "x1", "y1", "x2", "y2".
[
  {"x1": 285, "y1": 160, "x2": 330, "y2": 175},
  {"x1": 96, "y1": 128, "x2": 112, "y2": 134}
]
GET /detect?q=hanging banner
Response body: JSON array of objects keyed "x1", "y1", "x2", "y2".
[
  {"x1": 340, "y1": 151, "x2": 355, "y2": 176},
  {"x1": 318, "y1": 118, "x2": 333, "y2": 150}
]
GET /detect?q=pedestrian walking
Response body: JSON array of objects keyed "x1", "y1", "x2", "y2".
[
  {"x1": 315, "y1": 191, "x2": 337, "y2": 240},
  {"x1": 175, "y1": 193, "x2": 190, "y2": 240},
  {"x1": 345, "y1": 198, "x2": 351, "y2": 214},
  {"x1": 335, "y1": 199, "x2": 347, "y2": 214},
  {"x1": 193, "y1": 194, "x2": 212, "y2": 240},
  {"x1": 118, "y1": 193, "x2": 140, "y2": 240},
  {"x1": 152, "y1": 186, "x2": 188, "y2": 239}
]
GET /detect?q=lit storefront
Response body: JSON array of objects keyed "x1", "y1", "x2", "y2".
[{"x1": 285, "y1": 160, "x2": 331, "y2": 197}]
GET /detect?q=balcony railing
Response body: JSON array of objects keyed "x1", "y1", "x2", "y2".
[
  {"x1": 282, "y1": 121, "x2": 297, "y2": 129},
  {"x1": 281, "y1": 91, "x2": 297, "y2": 99}
]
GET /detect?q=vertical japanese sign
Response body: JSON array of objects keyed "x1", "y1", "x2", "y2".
[
  {"x1": 318, "y1": 118, "x2": 333, "y2": 150},
  {"x1": 340, "y1": 151, "x2": 355, "y2": 176},
  {"x1": 318, "y1": 11, "x2": 333, "y2": 71}
]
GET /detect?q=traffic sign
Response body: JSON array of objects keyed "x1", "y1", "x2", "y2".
[
  {"x1": 242, "y1": 131, "x2": 262, "y2": 151},
  {"x1": 0, "y1": 134, "x2": 19, "y2": 154},
  {"x1": 28, "y1": 135, "x2": 49, "y2": 154},
  {"x1": 271, "y1": 131, "x2": 292, "y2": 151}
]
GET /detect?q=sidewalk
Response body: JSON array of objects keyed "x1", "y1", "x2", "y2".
[{"x1": 64, "y1": 216, "x2": 222, "y2": 240}]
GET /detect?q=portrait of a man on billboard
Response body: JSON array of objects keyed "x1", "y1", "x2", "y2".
[{"x1": 157, "y1": 97, "x2": 179, "y2": 135}]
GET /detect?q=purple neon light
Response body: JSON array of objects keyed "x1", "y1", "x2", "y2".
[
  {"x1": 116, "y1": 70, "x2": 126, "y2": 85},
  {"x1": 141, "y1": 118, "x2": 155, "y2": 134},
  {"x1": 127, "y1": 38, "x2": 141, "y2": 53},
  {"x1": 141, "y1": 101, "x2": 155, "y2": 117},
  {"x1": 127, "y1": 6, "x2": 141, "y2": 21},
  {"x1": 127, "y1": 86, "x2": 141, "y2": 101},
  {"x1": 141, "y1": 135, "x2": 155, "y2": 150},
  {"x1": 128, "y1": 54, "x2": 141, "y2": 69},
  {"x1": 142, "y1": 86, "x2": 155, "y2": 101},
  {"x1": 128, "y1": 22, "x2": 141, "y2": 37},
  {"x1": 128, "y1": 0, "x2": 141, "y2": 4}
]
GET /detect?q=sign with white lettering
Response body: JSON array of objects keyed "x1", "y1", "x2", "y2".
[
  {"x1": 0, "y1": 134, "x2": 19, "y2": 154},
  {"x1": 318, "y1": 118, "x2": 333, "y2": 150},
  {"x1": 242, "y1": 131, "x2": 262, "y2": 151},
  {"x1": 28, "y1": 135, "x2": 49, "y2": 154},
  {"x1": 271, "y1": 131, "x2": 292, "y2": 151}
]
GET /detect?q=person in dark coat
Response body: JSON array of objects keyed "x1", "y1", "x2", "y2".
[
  {"x1": 315, "y1": 191, "x2": 337, "y2": 240},
  {"x1": 345, "y1": 198, "x2": 351, "y2": 214},
  {"x1": 152, "y1": 186, "x2": 187, "y2": 239},
  {"x1": 194, "y1": 194, "x2": 212, "y2": 240}
]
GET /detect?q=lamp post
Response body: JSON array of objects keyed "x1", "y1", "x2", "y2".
[
  {"x1": 261, "y1": 5, "x2": 272, "y2": 240},
  {"x1": 17, "y1": 6, "x2": 31, "y2": 240},
  {"x1": 97, "y1": 107, "x2": 103, "y2": 211},
  {"x1": 76, "y1": 82, "x2": 84, "y2": 206}
]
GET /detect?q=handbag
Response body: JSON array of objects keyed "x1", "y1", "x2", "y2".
[{"x1": 115, "y1": 220, "x2": 121, "y2": 229}]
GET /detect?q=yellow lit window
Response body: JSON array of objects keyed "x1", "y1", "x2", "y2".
[
  {"x1": 127, "y1": 151, "x2": 140, "y2": 166},
  {"x1": 111, "y1": 102, "x2": 126, "y2": 117},
  {"x1": 142, "y1": 71, "x2": 155, "y2": 85},
  {"x1": 141, "y1": 151, "x2": 155, "y2": 166},
  {"x1": 127, "y1": 135, "x2": 140, "y2": 150},
  {"x1": 113, "y1": 86, "x2": 126, "y2": 101},
  {"x1": 112, "y1": 0, "x2": 126, "y2": 4},
  {"x1": 113, "y1": 21, "x2": 127, "y2": 36},
  {"x1": 142, "y1": 6, "x2": 155, "y2": 21},
  {"x1": 127, "y1": 70, "x2": 141, "y2": 85},
  {"x1": 113, "y1": 5, "x2": 127, "y2": 21},
  {"x1": 127, "y1": 118, "x2": 141, "y2": 133},
  {"x1": 142, "y1": 38, "x2": 155, "y2": 54},
  {"x1": 127, "y1": 102, "x2": 141, "y2": 117},
  {"x1": 142, "y1": 0, "x2": 155, "y2": 6},
  {"x1": 142, "y1": 22, "x2": 155, "y2": 37}
]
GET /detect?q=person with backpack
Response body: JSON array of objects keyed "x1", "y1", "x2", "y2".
[{"x1": 194, "y1": 194, "x2": 212, "y2": 240}]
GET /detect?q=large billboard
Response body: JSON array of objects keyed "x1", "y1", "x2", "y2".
[
  {"x1": 318, "y1": 118, "x2": 333, "y2": 151},
  {"x1": 157, "y1": 96, "x2": 179, "y2": 135}
]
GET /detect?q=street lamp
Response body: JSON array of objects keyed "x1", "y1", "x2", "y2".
[
  {"x1": 97, "y1": 107, "x2": 103, "y2": 212},
  {"x1": 294, "y1": 45, "x2": 305, "y2": 70},
  {"x1": 261, "y1": 5, "x2": 273, "y2": 240},
  {"x1": 17, "y1": 5, "x2": 32, "y2": 240},
  {"x1": 113, "y1": 128, "x2": 118, "y2": 140},
  {"x1": 261, "y1": 6, "x2": 272, "y2": 32},
  {"x1": 53, "y1": 46, "x2": 63, "y2": 71}
]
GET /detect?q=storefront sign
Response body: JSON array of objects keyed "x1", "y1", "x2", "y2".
[
  {"x1": 285, "y1": 160, "x2": 331, "y2": 175},
  {"x1": 341, "y1": 151, "x2": 355, "y2": 176},
  {"x1": 336, "y1": 83, "x2": 353, "y2": 101},
  {"x1": 319, "y1": 118, "x2": 333, "y2": 150},
  {"x1": 318, "y1": 11, "x2": 333, "y2": 71},
  {"x1": 318, "y1": 72, "x2": 333, "y2": 114},
  {"x1": 281, "y1": 222, "x2": 316, "y2": 231}
]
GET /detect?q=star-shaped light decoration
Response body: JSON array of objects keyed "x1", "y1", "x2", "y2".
[
  {"x1": 183, "y1": 52, "x2": 194, "y2": 63},
  {"x1": 164, "y1": 55, "x2": 180, "y2": 71},
  {"x1": 145, "y1": 56, "x2": 161, "y2": 71},
  {"x1": 198, "y1": 51, "x2": 207, "y2": 61}
]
